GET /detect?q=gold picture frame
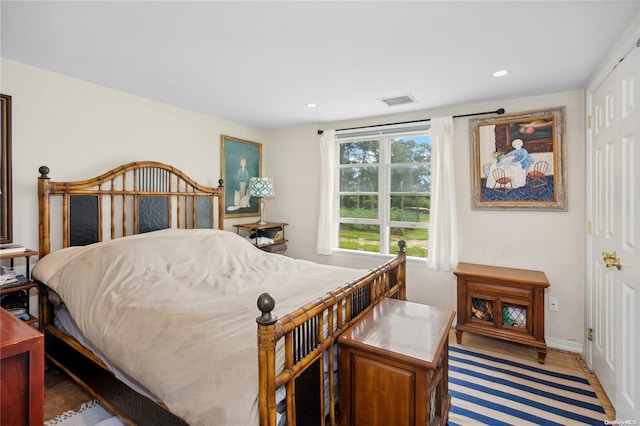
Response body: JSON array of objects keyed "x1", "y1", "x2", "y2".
[
  {"x1": 221, "y1": 135, "x2": 262, "y2": 218},
  {"x1": 469, "y1": 106, "x2": 567, "y2": 211}
]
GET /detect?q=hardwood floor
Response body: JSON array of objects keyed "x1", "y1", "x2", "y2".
[
  {"x1": 44, "y1": 330, "x2": 617, "y2": 422},
  {"x1": 44, "y1": 366, "x2": 93, "y2": 421}
]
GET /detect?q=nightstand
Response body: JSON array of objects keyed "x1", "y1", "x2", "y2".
[
  {"x1": 0, "y1": 248, "x2": 39, "y2": 325},
  {"x1": 234, "y1": 222, "x2": 288, "y2": 255},
  {"x1": 339, "y1": 299, "x2": 455, "y2": 426}
]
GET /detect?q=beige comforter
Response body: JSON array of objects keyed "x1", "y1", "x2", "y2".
[{"x1": 32, "y1": 229, "x2": 368, "y2": 425}]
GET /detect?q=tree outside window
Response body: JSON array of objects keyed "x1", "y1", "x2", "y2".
[{"x1": 337, "y1": 132, "x2": 430, "y2": 258}]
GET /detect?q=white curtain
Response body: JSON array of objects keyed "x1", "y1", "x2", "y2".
[
  {"x1": 316, "y1": 130, "x2": 336, "y2": 255},
  {"x1": 427, "y1": 116, "x2": 459, "y2": 271}
]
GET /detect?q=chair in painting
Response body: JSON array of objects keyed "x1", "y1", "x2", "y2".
[
  {"x1": 527, "y1": 161, "x2": 549, "y2": 188},
  {"x1": 492, "y1": 168, "x2": 512, "y2": 195}
]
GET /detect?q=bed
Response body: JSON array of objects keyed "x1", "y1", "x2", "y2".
[{"x1": 34, "y1": 161, "x2": 407, "y2": 425}]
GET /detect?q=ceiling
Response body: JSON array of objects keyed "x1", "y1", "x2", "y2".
[{"x1": 2, "y1": 1, "x2": 640, "y2": 130}]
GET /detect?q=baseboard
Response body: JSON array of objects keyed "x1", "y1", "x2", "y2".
[{"x1": 546, "y1": 336, "x2": 583, "y2": 354}]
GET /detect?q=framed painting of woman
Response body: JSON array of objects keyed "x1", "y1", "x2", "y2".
[
  {"x1": 221, "y1": 135, "x2": 262, "y2": 218},
  {"x1": 469, "y1": 106, "x2": 567, "y2": 211}
]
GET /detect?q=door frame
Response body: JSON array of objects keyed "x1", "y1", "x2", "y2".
[{"x1": 585, "y1": 17, "x2": 640, "y2": 370}]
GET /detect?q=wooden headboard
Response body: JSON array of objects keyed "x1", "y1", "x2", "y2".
[{"x1": 37, "y1": 161, "x2": 224, "y2": 258}]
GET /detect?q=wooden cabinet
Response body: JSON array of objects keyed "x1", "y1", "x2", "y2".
[
  {"x1": 0, "y1": 308, "x2": 44, "y2": 426},
  {"x1": 233, "y1": 222, "x2": 288, "y2": 254},
  {"x1": 339, "y1": 298, "x2": 455, "y2": 426},
  {"x1": 454, "y1": 262, "x2": 550, "y2": 363}
]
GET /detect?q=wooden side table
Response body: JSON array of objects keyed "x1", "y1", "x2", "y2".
[
  {"x1": 339, "y1": 298, "x2": 455, "y2": 426},
  {"x1": 0, "y1": 308, "x2": 44, "y2": 426},
  {"x1": 454, "y1": 262, "x2": 550, "y2": 363}
]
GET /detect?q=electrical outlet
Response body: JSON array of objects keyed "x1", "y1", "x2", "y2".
[{"x1": 549, "y1": 296, "x2": 559, "y2": 312}]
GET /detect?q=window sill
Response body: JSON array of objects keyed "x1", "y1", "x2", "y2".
[{"x1": 330, "y1": 248, "x2": 429, "y2": 269}]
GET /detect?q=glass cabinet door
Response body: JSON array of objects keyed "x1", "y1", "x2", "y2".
[
  {"x1": 501, "y1": 301, "x2": 530, "y2": 332},
  {"x1": 470, "y1": 297, "x2": 496, "y2": 324}
]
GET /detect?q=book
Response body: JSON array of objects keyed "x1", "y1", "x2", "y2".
[
  {"x1": 0, "y1": 244, "x2": 27, "y2": 254},
  {"x1": 0, "y1": 274, "x2": 29, "y2": 289},
  {"x1": 0, "y1": 276, "x2": 18, "y2": 285},
  {"x1": 0, "y1": 271, "x2": 17, "y2": 285}
]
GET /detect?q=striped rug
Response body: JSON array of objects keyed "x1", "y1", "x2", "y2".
[{"x1": 448, "y1": 345, "x2": 608, "y2": 426}]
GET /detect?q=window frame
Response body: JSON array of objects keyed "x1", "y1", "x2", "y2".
[{"x1": 334, "y1": 127, "x2": 431, "y2": 258}]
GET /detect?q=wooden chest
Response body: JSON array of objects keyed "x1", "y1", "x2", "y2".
[{"x1": 338, "y1": 298, "x2": 455, "y2": 426}]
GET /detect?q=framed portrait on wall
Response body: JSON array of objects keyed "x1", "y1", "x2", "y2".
[
  {"x1": 221, "y1": 135, "x2": 262, "y2": 218},
  {"x1": 469, "y1": 106, "x2": 567, "y2": 211},
  {"x1": 1, "y1": 94, "x2": 12, "y2": 243}
]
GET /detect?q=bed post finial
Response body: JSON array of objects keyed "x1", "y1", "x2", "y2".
[
  {"x1": 39, "y1": 166, "x2": 50, "y2": 179},
  {"x1": 398, "y1": 239, "x2": 406, "y2": 253},
  {"x1": 256, "y1": 293, "x2": 277, "y2": 325}
]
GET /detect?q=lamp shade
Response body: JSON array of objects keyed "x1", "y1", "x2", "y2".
[{"x1": 249, "y1": 177, "x2": 274, "y2": 198}]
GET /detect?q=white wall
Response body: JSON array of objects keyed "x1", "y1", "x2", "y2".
[
  {"x1": 267, "y1": 90, "x2": 586, "y2": 352},
  {"x1": 1, "y1": 59, "x2": 268, "y2": 255},
  {"x1": 2, "y1": 58, "x2": 586, "y2": 352}
]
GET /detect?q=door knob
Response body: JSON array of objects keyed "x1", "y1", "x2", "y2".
[{"x1": 602, "y1": 251, "x2": 622, "y2": 270}]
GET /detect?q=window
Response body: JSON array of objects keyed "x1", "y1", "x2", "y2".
[{"x1": 336, "y1": 126, "x2": 431, "y2": 258}]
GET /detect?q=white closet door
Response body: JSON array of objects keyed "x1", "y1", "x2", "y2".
[{"x1": 590, "y1": 43, "x2": 640, "y2": 420}]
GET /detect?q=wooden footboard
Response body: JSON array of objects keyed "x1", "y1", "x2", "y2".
[{"x1": 256, "y1": 242, "x2": 407, "y2": 426}]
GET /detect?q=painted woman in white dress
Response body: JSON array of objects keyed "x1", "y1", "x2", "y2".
[
  {"x1": 486, "y1": 139, "x2": 534, "y2": 189},
  {"x1": 226, "y1": 158, "x2": 251, "y2": 211}
]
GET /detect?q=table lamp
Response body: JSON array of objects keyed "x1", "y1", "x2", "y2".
[{"x1": 249, "y1": 177, "x2": 274, "y2": 225}]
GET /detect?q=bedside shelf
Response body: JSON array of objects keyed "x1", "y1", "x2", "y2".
[
  {"x1": 234, "y1": 222, "x2": 288, "y2": 254},
  {"x1": 0, "y1": 248, "x2": 39, "y2": 325}
]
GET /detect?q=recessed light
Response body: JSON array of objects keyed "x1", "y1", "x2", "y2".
[
  {"x1": 306, "y1": 103, "x2": 317, "y2": 108},
  {"x1": 492, "y1": 70, "x2": 509, "y2": 78}
]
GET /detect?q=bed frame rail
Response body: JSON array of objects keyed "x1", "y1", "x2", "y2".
[{"x1": 257, "y1": 242, "x2": 407, "y2": 426}]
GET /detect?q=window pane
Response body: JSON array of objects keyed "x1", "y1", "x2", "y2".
[
  {"x1": 390, "y1": 165, "x2": 431, "y2": 192},
  {"x1": 390, "y1": 227, "x2": 428, "y2": 258},
  {"x1": 390, "y1": 195, "x2": 430, "y2": 223},
  {"x1": 333, "y1": 131, "x2": 430, "y2": 259},
  {"x1": 340, "y1": 195, "x2": 378, "y2": 219},
  {"x1": 340, "y1": 140, "x2": 379, "y2": 165},
  {"x1": 339, "y1": 223, "x2": 380, "y2": 253},
  {"x1": 391, "y1": 135, "x2": 431, "y2": 163},
  {"x1": 339, "y1": 167, "x2": 378, "y2": 192}
]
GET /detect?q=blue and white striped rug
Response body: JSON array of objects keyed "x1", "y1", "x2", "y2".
[{"x1": 448, "y1": 345, "x2": 609, "y2": 426}]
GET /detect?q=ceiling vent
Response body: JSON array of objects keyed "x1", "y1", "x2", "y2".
[{"x1": 380, "y1": 94, "x2": 417, "y2": 107}]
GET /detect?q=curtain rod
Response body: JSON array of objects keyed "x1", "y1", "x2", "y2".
[{"x1": 316, "y1": 108, "x2": 505, "y2": 135}]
